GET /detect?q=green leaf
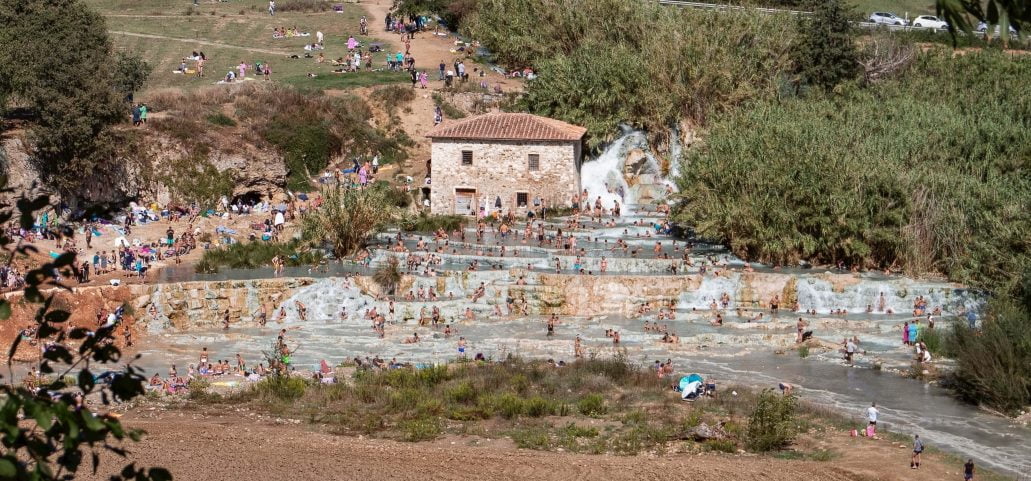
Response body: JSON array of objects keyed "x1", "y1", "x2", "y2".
[
  {"x1": 0, "y1": 301, "x2": 10, "y2": 320},
  {"x1": 45, "y1": 310, "x2": 71, "y2": 324},
  {"x1": 81, "y1": 411, "x2": 105, "y2": 431},
  {"x1": 27, "y1": 402, "x2": 53, "y2": 430},
  {"x1": 148, "y1": 467, "x2": 173, "y2": 481},
  {"x1": 79, "y1": 369, "x2": 96, "y2": 393},
  {"x1": 0, "y1": 457, "x2": 15, "y2": 477}
]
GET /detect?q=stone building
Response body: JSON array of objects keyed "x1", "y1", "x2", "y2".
[{"x1": 425, "y1": 112, "x2": 586, "y2": 216}]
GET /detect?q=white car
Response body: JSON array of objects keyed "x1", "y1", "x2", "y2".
[
  {"x1": 869, "y1": 12, "x2": 907, "y2": 26},
  {"x1": 977, "y1": 21, "x2": 1018, "y2": 35},
  {"x1": 912, "y1": 15, "x2": 948, "y2": 29}
]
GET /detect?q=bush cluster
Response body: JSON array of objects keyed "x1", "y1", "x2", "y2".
[
  {"x1": 746, "y1": 389, "x2": 798, "y2": 452},
  {"x1": 675, "y1": 51, "x2": 1030, "y2": 293},
  {"x1": 196, "y1": 240, "x2": 323, "y2": 273},
  {"x1": 464, "y1": 0, "x2": 794, "y2": 145}
]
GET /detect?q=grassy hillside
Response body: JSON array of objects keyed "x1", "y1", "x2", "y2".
[{"x1": 87, "y1": 0, "x2": 405, "y2": 92}]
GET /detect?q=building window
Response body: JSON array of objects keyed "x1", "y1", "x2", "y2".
[
  {"x1": 461, "y1": 150, "x2": 473, "y2": 165},
  {"x1": 516, "y1": 192, "x2": 528, "y2": 207},
  {"x1": 528, "y1": 154, "x2": 540, "y2": 171}
]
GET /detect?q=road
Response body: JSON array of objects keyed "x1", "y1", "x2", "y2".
[{"x1": 656, "y1": 0, "x2": 985, "y2": 37}]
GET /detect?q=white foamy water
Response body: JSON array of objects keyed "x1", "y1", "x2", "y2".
[{"x1": 580, "y1": 130, "x2": 664, "y2": 212}]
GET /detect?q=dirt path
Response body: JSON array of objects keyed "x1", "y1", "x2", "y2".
[
  {"x1": 349, "y1": 0, "x2": 524, "y2": 179},
  {"x1": 108, "y1": 31, "x2": 289, "y2": 55},
  {"x1": 79, "y1": 412, "x2": 965, "y2": 481}
]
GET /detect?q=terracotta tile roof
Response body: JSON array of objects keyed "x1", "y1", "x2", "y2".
[{"x1": 426, "y1": 112, "x2": 586, "y2": 142}]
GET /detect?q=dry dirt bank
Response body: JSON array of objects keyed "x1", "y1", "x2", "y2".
[{"x1": 78, "y1": 410, "x2": 969, "y2": 481}]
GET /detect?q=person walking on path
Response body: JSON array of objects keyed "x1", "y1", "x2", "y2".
[
  {"x1": 911, "y1": 434, "x2": 924, "y2": 469},
  {"x1": 268, "y1": 0, "x2": 275, "y2": 16},
  {"x1": 964, "y1": 459, "x2": 975, "y2": 480}
]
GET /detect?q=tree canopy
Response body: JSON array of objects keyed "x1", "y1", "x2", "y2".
[
  {"x1": 0, "y1": 0, "x2": 150, "y2": 200},
  {"x1": 791, "y1": 0, "x2": 860, "y2": 91}
]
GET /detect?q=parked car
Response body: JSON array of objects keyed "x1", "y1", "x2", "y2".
[
  {"x1": 912, "y1": 15, "x2": 948, "y2": 29},
  {"x1": 976, "y1": 21, "x2": 1018, "y2": 35},
  {"x1": 869, "y1": 12, "x2": 907, "y2": 26}
]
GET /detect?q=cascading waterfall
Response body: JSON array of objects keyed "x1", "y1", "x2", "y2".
[
  {"x1": 278, "y1": 279, "x2": 377, "y2": 324},
  {"x1": 580, "y1": 128, "x2": 662, "y2": 212}
]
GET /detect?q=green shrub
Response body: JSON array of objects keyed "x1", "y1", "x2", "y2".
[
  {"x1": 524, "y1": 396, "x2": 556, "y2": 417},
  {"x1": 609, "y1": 425, "x2": 671, "y2": 455},
  {"x1": 188, "y1": 378, "x2": 221, "y2": 402},
  {"x1": 682, "y1": 411, "x2": 702, "y2": 429},
  {"x1": 206, "y1": 112, "x2": 237, "y2": 127},
  {"x1": 947, "y1": 297, "x2": 1031, "y2": 414},
  {"x1": 577, "y1": 394, "x2": 607, "y2": 416},
  {"x1": 509, "y1": 426, "x2": 552, "y2": 450},
  {"x1": 372, "y1": 85, "x2": 416, "y2": 119},
  {"x1": 445, "y1": 381, "x2": 478, "y2": 404},
  {"x1": 798, "y1": 345, "x2": 810, "y2": 358},
  {"x1": 704, "y1": 439, "x2": 738, "y2": 453},
  {"x1": 919, "y1": 327, "x2": 946, "y2": 357},
  {"x1": 375, "y1": 182, "x2": 412, "y2": 208},
  {"x1": 196, "y1": 240, "x2": 323, "y2": 273},
  {"x1": 430, "y1": 92, "x2": 466, "y2": 119},
  {"x1": 746, "y1": 389, "x2": 798, "y2": 452},
  {"x1": 467, "y1": 0, "x2": 794, "y2": 145},
  {"x1": 497, "y1": 393, "x2": 525, "y2": 419},
  {"x1": 387, "y1": 388, "x2": 420, "y2": 412},
  {"x1": 577, "y1": 354, "x2": 635, "y2": 383},
  {"x1": 353, "y1": 384, "x2": 386, "y2": 404},
  {"x1": 380, "y1": 365, "x2": 452, "y2": 388},
  {"x1": 266, "y1": 123, "x2": 341, "y2": 192},
  {"x1": 400, "y1": 417, "x2": 442, "y2": 442},
  {"x1": 446, "y1": 406, "x2": 490, "y2": 421},
  {"x1": 475, "y1": 394, "x2": 499, "y2": 417},
  {"x1": 416, "y1": 398, "x2": 446, "y2": 417},
  {"x1": 560, "y1": 423, "x2": 599, "y2": 438},
  {"x1": 510, "y1": 373, "x2": 530, "y2": 394},
  {"x1": 675, "y1": 51, "x2": 1030, "y2": 290},
  {"x1": 254, "y1": 375, "x2": 309, "y2": 401},
  {"x1": 398, "y1": 212, "x2": 466, "y2": 232}
]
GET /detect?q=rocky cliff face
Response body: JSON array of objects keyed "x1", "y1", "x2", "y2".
[
  {"x1": 140, "y1": 130, "x2": 287, "y2": 205},
  {"x1": 0, "y1": 126, "x2": 287, "y2": 208},
  {"x1": 133, "y1": 278, "x2": 312, "y2": 331}
]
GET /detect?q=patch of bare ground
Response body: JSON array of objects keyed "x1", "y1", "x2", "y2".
[{"x1": 77, "y1": 409, "x2": 970, "y2": 481}]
